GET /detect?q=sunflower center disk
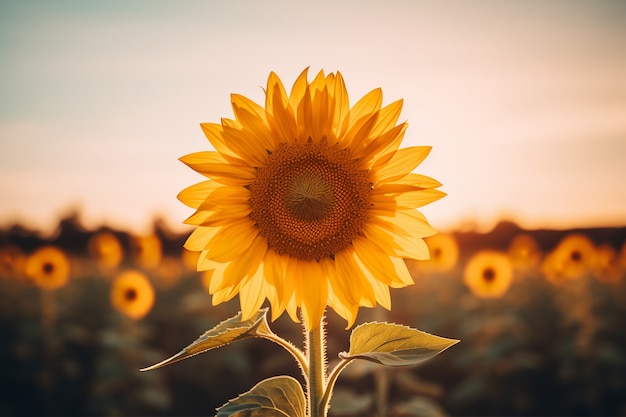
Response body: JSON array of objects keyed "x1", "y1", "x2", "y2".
[
  {"x1": 249, "y1": 140, "x2": 371, "y2": 261},
  {"x1": 285, "y1": 174, "x2": 335, "y2": 221}
]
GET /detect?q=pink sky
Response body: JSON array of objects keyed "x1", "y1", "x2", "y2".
[{"x1": 1, "y1": 1, "x2": 625, "y2": 234}]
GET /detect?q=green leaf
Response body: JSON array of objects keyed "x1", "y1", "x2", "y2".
[
  {"x1": 339, "y1": 321, "x2": 459, "y2": 367},
  {"x1": 140, "y1": 309, "x2": 269, "y2": 371},
  {"x1": 215, "y1": 376, "x2": 306, "y2": 417}
]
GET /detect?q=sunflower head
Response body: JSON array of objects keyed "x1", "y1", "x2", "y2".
[
  {"x1": 130, "y1": 234, "x2": 162, "y2": 269},
  {"x1": 110, "y1": 270, "x2": 155, "y2": 320},
  {"x1": 542, "y1": 233, "x2": 596, "y2": 284},
  {"x1": 25, "y1": 246, "x2": 71, "y2": 290},
  {"x1": 88, "y1": 231, "x2": 124, "y2": 271},
  {"x1": 0, "y1": 244, "x2": 26, "y2": 280},
  {"x1": 507, "y1": 233, "x2": 542, "y2": 272},
  {"x1": 179, "y1": 69, "x2": 445, "y2": 328},
  {"x1": 463, "y1": 250, "x2": 513, "y2": 299},
  {"x1": 592, "y1": 244, "x2": 623, "y2": 284}
]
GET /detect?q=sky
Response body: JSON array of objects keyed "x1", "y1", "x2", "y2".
[{"x1": 1, "y1": 0, "x2": 625, "y2": 235}]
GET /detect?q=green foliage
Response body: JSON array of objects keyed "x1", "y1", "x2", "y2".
[
  {"x1": 2, "y1": 219, "x2": 626, "y2": 416},
  {"x1": 215, "y1": 376, "x2": 306, "y2": 417}
]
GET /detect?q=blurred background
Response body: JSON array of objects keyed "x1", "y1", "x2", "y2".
[{"x1": 1, "y1": 1, "x2": 625, "y2": 416}]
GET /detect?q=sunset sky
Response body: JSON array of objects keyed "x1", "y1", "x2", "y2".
[{"x1": 1, "y1": 0, "x2": 625, "y2": 234}]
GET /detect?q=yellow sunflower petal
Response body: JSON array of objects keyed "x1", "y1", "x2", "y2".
[
  {"x1": 205, "y1": 262, "x2": 230, "y2": 293},
  {"x1": 389, "y1": 256, "x2": 415, "y2": 287},
  {"x1": 266, "y1": 73, "x2": 297, "y2": 146},
  {"x1": 239, "y1": 265, "x2": 267, "y2": 320},
  {"x1": 374, "y1": 146, "x2": 432, "y2": 182},
  {"x1": 296, "y1": 80, "x2": 314, "y2": 141},
  {"x1": 352, "y1": 237, "x2": 398, "y2": 286},
  {"x1": 220, "y1": 118, "x2": 269, "y2": 167},
  {"x1": 212, "y1": 282, "x2": 241, "y2": 305},
  {"x1": 310, "y1": 76, "x2": 330, "y2": 142},
  {"x1": 364, "y1": 269, "x2": 392, "y2": 310},
  {"x1": 177, "y1": 180, "x2": 220, "y2": 209},
  {"x1": 191, "y1": 204, "x2": 251, "y2": 227},
  {"x1": 327, "y1": 287, "x2": 359, "y2": 329},
  {"x1": 197, "y1": 250, "x2": 220, "y2": 272},
  {"x1": 396, "y1": 173, "x2": 443, "y2": 189},
  {"x1": 357, "y1": 122, "x2": 407, "y2": 165},
  {"x1": 231, "y1": 94, "x2": 274, "y2": 151},
  {"x1": 362, "y1": 221, "x2": 431, "y2": 260},
  {"x1": 203, "y1": 221, "x2": 258, "y2": 263},
  {"x1": 334, "y1": 250, "x2": 376, "y2": 308},
  {"x1": 394, "y1": 189, "x2": 447, "y2": 209},
  {"x1": 265, "y1": 251, "x2": 286, "y2": 302},
  {"x1": 327, "y1": 251, "x2": 361, "y2": 306},
  {"x1": 293, "y1": 259, "x2": 328, "y2": 330},
  {"x1": 200, "y1": 122, "x2": 240, "y2": 160},
  {"x1": 262, "y1": 249, "x2": 287, "y2": 321},
  {"x1": 351, "y1": 100, "x2": 404, "y2": 160},
  {"x1": 348, "y1": 88, "x2": 383, "y2": 130},
  {"x1": 184, "y1": 226, "x2": 220, "y2": 252},
  {"x1": 329, "y1": 72, "x2": 351, "y2": 138},
  {"x1": 288, "y1": 68, "x2": 310, "y2": 111},
  {"x1": 180, "y1": 151, "x2": 256, "y2": 185},
  {"x1": 224, "y1": 234, "x2": 267, "y2": 287}
]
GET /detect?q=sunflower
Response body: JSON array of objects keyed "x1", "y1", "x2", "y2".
[
  {"x1": 463, "y1": 250, "x2": 513, "y2": 298},
  {"x1": 88, "y1": 231, "x2": 124, "y2": 270},
  {"x1": 179, "y1": 69, "x2": 445, "y2": 328},
  {"x1": 507, "y1": 233, "x2": 542, "y2": 271},
  {"x1": 130, "y1": 234, "x2": 162, "y2": 269},
  {"x1": 0, "y1": 244, "x2": 26, "y2": 280},
  {"x1": 155, "y1": 256, "x2": 183, "y2": 288},
  {"x1": 24, "y1": 246, "x2": 71, "y2": 290},
  {"x1": 542, "y1": 233, "x2": 596, "y2": 284},
  {"x1": 593, "y1": 244, "x2": 623, "y2": 284},
  {"x1": 110, "y1": 270, "x2": 155, "y2": 320}
]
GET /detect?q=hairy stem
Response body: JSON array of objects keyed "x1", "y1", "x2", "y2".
[{"x1": 306, "y1": 320, "x2": 327, "y2": 417}]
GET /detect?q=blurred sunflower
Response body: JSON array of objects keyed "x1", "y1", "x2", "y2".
[
  {"x1": 24, "y1": 246, "x2": 71, "y2": 290},
  {"x1": 410, "y1": 232, "x2": 459, "y2": 274},
  {"x1": 463, "y1": 250, "x2": 513, "y2": 298},
  {"x1": 110, "y1": 270, "x2": 155, "y2": 320},
  {"x1": 155, "y1": 256, "x2": 183, "y2": 288},
  {"x1": 0, "y1": 244, "x2": 26, "y2": 280},
  {"x1": 593, "y1": 244, "x2": 623, "y2": 284},
  {"x1": 130, "y1": 234, "x2": 162, "y2": 269},
  {"x1": 507, "y1": 233, "x2": 542, "y2": 271},
  {"x1": 179, "y1": 69, "x2": 445, "y2": 328},
  {"x1": 88, "y1": 231, "x2": 124, "y2": 270},
  {"x1": 542, "y1": 233, "x2": 596, "y2": 284}
]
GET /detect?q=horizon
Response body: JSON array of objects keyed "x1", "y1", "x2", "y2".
[{"x1": 2, "y1": 207, "x2": 624, "y2": 238}]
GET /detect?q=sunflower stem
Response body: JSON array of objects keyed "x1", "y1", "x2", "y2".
[{"x1": 306, "y1": 319, "x2": 327, "y2": 417}]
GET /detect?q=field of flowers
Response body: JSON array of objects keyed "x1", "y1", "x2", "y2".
[{"x1": 1, "y1": 214, "x2": 625, "y2": 416}]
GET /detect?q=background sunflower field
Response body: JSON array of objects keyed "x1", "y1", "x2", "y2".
[{"x1": 1, "y1": 213, "x2": 625, "y2": 416}]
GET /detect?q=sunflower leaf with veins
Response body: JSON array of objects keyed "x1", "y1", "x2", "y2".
[
  {"x1": 140, "y1": 308, "x2": 269, "y2": 371},
  {"x1": 338, "y1": 322, "x2": 459, "y2": 367},
  {"x1": 215, "y1": 376, "x2": 306, "y2": 417}
]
